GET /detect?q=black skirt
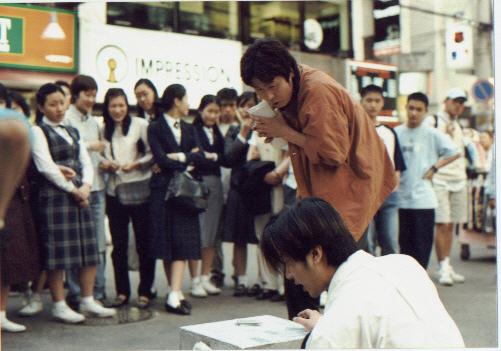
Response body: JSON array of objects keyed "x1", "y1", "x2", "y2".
[
  {"x1": 222, "y1": 188, "x2": 257, "y2": 245},
  {"x1": 150, "y1": 188, "x2": 201, "y2": 261}
]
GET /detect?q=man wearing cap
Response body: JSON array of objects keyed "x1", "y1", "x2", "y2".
[{"x1": 425, "y1": 87, "x2": 468, "y2": 286}]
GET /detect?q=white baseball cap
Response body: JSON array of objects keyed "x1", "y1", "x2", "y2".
[{"x1": 446, "y1": 87, "x2": 468, "y2": 102}]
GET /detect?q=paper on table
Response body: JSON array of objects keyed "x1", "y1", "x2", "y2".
[
  {"x1": 181, "y1": 315, "x2": 307, "y2": 349},
  {"x1": 248, "y1": 101, "x2": 288, "y2": 149}
]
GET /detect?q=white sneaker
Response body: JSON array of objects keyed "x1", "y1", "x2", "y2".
[
  {"x1": 319, "y1": 291, "x2": 328, "y2": 307},
  {"x1": 18, "y1": 294, "x2": 43, "y2": 317},
  {"x1": 1, "y1": 316, "x2": 26, "y2": 332},
  {"x1": 449, "y1": 267, "x2": 465, "y2": 283},
  {"x1": 80, "y1": 300, "x2": 116, "y2": 318},
  {"x1": 437, "y1": 268, "x2": 454, "y2": 286},
  {"x1": 52, "y1": 303, "x2": 85, "y2": 324},
  {"x1": 190, "y1": 282, "x2": 208, "y2": 298},
  {"x1": 201, "y1": 280, "x2": 221, "y2": 295}
]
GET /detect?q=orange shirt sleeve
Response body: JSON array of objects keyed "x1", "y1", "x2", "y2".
[{"x1": 299, "y1": 84, "x2": 350, "y2": 166}]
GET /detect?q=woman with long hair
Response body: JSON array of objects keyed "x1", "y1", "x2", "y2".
[
  {"x1": 100, "y1": 88, "x2": 156, "y2": 309},
  {"x1": 30, "y1": 83, "x2": 115, "y2": 323},
  {"x1": 148, "y1": 84, "x2": 205, "y2": 315},
  {"x1": 134, "y1": 79, "x2": 163, "y2": 122}
]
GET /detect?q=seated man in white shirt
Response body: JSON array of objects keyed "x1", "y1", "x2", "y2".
[{"x1": 260, "y1": 197, "x2": 465, "y2": 349}]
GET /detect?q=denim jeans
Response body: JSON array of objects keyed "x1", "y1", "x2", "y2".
[
  {"x1": 67, "y1": 190, "x2": 107, "y2": 300},
  {"x1": 367, "y1": 191, "x2": 399, "y2": 255}
]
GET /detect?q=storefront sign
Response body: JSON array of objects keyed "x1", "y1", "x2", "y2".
[
  {"x1": 445, "y1": 23, "x2": 473, "y2": 70},
  {"x1": 80, "y1": 23, "x2": 243, "y2": 104},
  {"x1": 346, "y1": 60, "x2": 398, "y2": 122},
  {"x1": 373, "y1": 0, "x2": 401, "y2": 57},
  {"x1": 0, "y1": 4, "x2": 77, "y2": 72}
]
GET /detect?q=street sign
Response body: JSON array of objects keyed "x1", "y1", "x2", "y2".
[
  {"x1": 472, "y1": 80, "x2": 494, "y2": 102},
  {"x1": 0, "y1": 4, "x2": 77, "y2": 73}
]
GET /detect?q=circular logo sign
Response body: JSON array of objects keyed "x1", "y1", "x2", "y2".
[
  {"x1": 96, "y1": 45, "x2": 128, "y2": 83},
  {"x1": 304, "y1": 18, "x2": 323, "y2": 50}
]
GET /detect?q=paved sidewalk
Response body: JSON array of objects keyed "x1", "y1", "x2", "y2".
[{"x1": 2, "y1": 241, "x2": 497, "y2": 350}]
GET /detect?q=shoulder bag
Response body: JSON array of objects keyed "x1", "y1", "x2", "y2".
[
  {"x1": 165, "y1": 171, "x2": 209, "y2": 214},
  {"x1": 111, "y1": 141, "x2": 151, "y2": 206}
]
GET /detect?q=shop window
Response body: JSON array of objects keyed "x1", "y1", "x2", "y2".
[
  {"x1": 107, "y1": 2, "x2": 174, "y2": 32},
  {"x1": 179, "y1": 1, "x2": 238, "y2": 39},
  {"x1": 247, "y1": 1, "x2": 301, "y2": 49},
  {"x1": 303, "y1": 1, "x2": 351, "y2": 55}
]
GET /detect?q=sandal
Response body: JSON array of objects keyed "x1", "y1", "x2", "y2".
[
  {"x1": 136, "y1": 296, "x2": 150, "y2": 309},
  {"x1": 111, "y1": 295, "x2": 129, "y2": 308}
]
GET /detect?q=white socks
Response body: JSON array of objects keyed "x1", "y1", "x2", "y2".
[
  {"x1": 168, "y1": 291, "x2": 181, "y2": 307},
  {"x1": 201, "y1": 275, "x2": 210, "y2": 283},
  {"x1": 53, "y1": 300, "x2": 68, "y2": 310},
  {"x1": 439, "y1": 256, "x2": 451, "y2": 269},
  {"x1": 238, "y1": 275, "x2": 248, "y2": 286}
]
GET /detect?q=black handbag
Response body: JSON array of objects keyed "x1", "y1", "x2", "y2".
[{"x1": 165, "y1": 171, "x2": 210, "y2": 213}]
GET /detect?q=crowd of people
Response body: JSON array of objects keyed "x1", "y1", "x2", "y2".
[{"x1": 0, "y1": 39, "x2": 494, "y2": 344}]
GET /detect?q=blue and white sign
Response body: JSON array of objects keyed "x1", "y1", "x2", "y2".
[{"x1": 472, "y1": 80, "x2": 494, "y2": 102}]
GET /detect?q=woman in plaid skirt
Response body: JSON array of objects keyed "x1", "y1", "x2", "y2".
[{"x1": 31, "y1": 83, "x2": 115, "y2": 324}]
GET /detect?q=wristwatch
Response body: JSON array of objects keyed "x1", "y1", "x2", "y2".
[{"x1": 430, "y1": 165, "x2": 439, "y2": 173}]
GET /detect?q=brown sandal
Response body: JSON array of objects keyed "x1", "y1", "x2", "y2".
[{"x1": 137, "y1": 296, "x2": 150, "y2": 309}]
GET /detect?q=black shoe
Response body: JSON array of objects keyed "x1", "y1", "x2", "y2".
[
  {"x1": 181, "y1": 299, "x2": 192, "y2": 310},
  {"x1": 233, "y1": 284, "x2": 247, "y2": 297},
  {"x1": 246, "y1": 284, "x2": 262, "y2": 297},
  {"x1": 210, "y1": 273, "x2": 225, "y2": 289},
  {"x1": 256, "y1": 289, "x2": 278, "y2": 300},
  {"x1": 270, "y1": 293, "x2": 285, "y2": 302},
  {"x1": 148, "y1": 287, "x2": 158, "y2": 299},
  {"x1": 66, "y1": 296, "x2": 80, "y2": 311},
  {"x1": 231, "y1": 275, "x2": 238, "y2": 288},
  {"x1": 165, "y1": 302, "x2": 191, "y2": 315}
]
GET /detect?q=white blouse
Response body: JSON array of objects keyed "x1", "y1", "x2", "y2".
[
  {"x1": 104, "y1": 116, "x2": 152, "y2": 196},
  {"x1": 31, "y1": 117, "x2": 94, "y2": 193}
]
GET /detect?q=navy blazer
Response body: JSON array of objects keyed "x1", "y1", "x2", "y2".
[
  {"x1": 223, "y1": 125, "x2": 253, "y2": 190},
  {"x1": 147, "y1": 116, "x2": 205, "y2": 189},
  {"x1": 193, "y1": 122, "x2": 231, "y2": 176}
]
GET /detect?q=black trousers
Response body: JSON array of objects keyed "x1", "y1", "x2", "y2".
[
  {"x1": 106, "y1": 195, "x2": 156, "y2": 298},
  {"x1": 399, "y1": 208, "x2": 435, "y2": 269}
]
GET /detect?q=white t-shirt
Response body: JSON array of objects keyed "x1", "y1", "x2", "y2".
[
  {"x1": 395, "y1": 124, "x2": 458, "y2": 209},
  {"x1": 425, "y1": 112, "x2": 467, "y2": 189},
  {"x1": 307, "y1": 251, "x2": 465, "y2": 349}
]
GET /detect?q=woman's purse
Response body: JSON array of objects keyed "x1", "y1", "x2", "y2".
[
  {"x1": 111, "y1": 141, "x2": 151, "y2": 206},
  {"x1": 165, "y1": 171, "x2": 209, "y2": 213},
  {"x1": 115, "y1": 180, "x2": 150, "y2": 205}
]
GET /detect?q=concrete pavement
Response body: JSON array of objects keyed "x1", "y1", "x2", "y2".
[{"x1": 2, "y1": 240, "x2": 497, "y2": 350}]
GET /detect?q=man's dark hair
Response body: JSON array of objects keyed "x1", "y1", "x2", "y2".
[
  {"x1": 70, "y1": 74, "x2": 98, "y2": 103},
  {"x1": 240, "y1": 38, "x2": 299, "y2": 86},
  {"x1": 261, "y1": 197, "x2": 358, "y2": 272},
  {"x1": 0, "y1": 83, "x2": 10, "y2": 107},
  {"x1": 216, "y1": 88, "x2": 238, "y2": 104},
  {"x1": 407, "y1": 92, "x2": 429, "y2": 108},
  {"x1": 360, "y1": 84, "x2": 384, "y2": 98},
  {"x1": 9, "y1": 91, "x2": 30, "y2": 118},
  {"x1": 54, "y1": 80, "x2": 70, "y2": 90}
]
